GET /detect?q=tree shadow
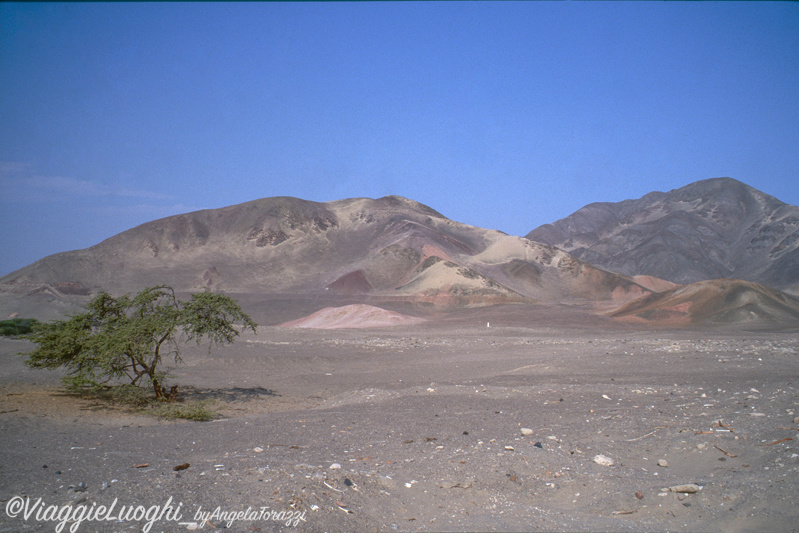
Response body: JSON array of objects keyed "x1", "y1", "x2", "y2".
[{"x1": 180, "y1": 385, "x2": 278, "y2": 403}]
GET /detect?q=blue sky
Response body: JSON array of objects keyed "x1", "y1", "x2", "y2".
[{"x1": 1, "y1": 2, "x2": 798, "y2": 276}]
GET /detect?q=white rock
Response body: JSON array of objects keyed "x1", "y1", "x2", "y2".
[
  {"x1": 593, "y1": 454, "x2": 614, "y2": 466},
  {"x1": 520, "y1": 428, "x2": 534, "y2": 436},
  {"x1": 670, "y1": 483, "x2": 701, "y2": 493},
  {"x1": 329, "y1": 463, "x2": 342, "y2": 470},
  {"x1": 657, "y1": 459, "x2": 668, "y2": 467}
]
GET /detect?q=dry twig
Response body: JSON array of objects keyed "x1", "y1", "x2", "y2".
[
  {"x1": 759, "y1": 438, "x2": 793, "y2": 446},
  {"x1": 714, "y1": 444, "x2": 738, "y2": 458}
]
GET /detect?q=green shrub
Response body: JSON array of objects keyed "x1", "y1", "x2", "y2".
[{"x1": 0, "y1": 318, "x2": 40, "y2": 337}]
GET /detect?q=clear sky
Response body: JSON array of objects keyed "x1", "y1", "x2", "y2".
[{"x1": 1, "y1": 2, "x2": 798, "y2": 276}]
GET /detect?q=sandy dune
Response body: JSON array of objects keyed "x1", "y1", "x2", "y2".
[{"x1": 279, "y1": 304, "x2": 426, "y2": 329}]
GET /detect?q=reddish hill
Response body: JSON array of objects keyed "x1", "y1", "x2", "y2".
[{"x1": 609, "y1": 279, "x2": 799, "y2": 327}]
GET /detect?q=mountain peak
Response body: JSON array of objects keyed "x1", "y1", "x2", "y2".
[{"x1": 526, "y1": 178, "x2": 799, "y2": 290}]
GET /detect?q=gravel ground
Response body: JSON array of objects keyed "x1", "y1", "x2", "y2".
[{"x1": 1, "y1": 320, "x2": 798, "y2": 532}]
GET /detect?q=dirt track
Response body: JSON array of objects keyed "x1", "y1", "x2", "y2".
[{"x1": 1, "y1": 315, "x2": 798, "y2": 532}]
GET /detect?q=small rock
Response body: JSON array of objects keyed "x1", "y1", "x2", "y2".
[
  {"x1": 793, "y1": 416, "x2": 799, "y2": 424},
  {"x1": 253, "y1": 447, "x2": 264, "y2": 453},
  {"x1": 657, "y1": 459, "x2": 668, "y2": 467},
  {"x1": 593, "y1": 454, "x2": 614, "y2": 467},
  {"x1": 670, "y1": 483, "x2": 701, "y2": 493},
  {"x1": 520, "y1": 428, "x2": 534, "y2": 436},
  {"x1": 534, "y1": 442, "x2": 543, "y2": 449},
  {"x1": 635, "y1": 490, "x2": 644, "y2": 500},
  {"x1": 330, "y1": 463, "x2": 342, "y2": 470},
  {"x1": 504, "y1": 446, "x2": 515, "y2": 451},
  {"x1": 73, "y1": 482, "x2": 87, "y2": 492}
]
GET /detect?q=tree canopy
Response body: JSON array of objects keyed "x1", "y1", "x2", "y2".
[{"x1": 24, "y1": 286, "x2": 257, "y2": 400}]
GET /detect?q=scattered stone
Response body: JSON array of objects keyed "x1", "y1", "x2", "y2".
[
  {"x1": 504, "y1": 446, "x2": 515, "y2": 451},
  {"x1": 593, "y1": 454, "x2": 614, "y2": 466},
  {"x1": 635, "y1": 490, "x2": 644, "y2": 500},
  {"x1": 534, "y1": 442, "x2": 543, "y2": 449},
  {"x1": 794, "y1": 416, "x2": 799, "y2": 424},
  {"x1": 438, "y1": 479, "x2": 473, "y2": 489},
  {"x1": 173, "y1": 463, "x2": 190, "y2": 471},
  {"x1": 73, "y1": 482, "x2": 87, "y2": 492},
  {"x1": 521, "y1": 427, "x2": 534, "y2": 436},
  {"x1": 253, "y1": 447, "x2": 264, "y2": 453},
  {"x1": 330, "y1": 463, "x2": 342, "y2": 470},
  {"x1": 657, "y1": 459, "x2": 668, "y2": 467},
  {"x1": 670, "y1": 484, "x2": 701, "y2": 493}
]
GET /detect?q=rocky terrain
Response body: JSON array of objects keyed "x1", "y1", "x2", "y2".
[
  {"x1": 2, "y1": 317, "x2": 798, "y2": 532},
  {"x1": 527, "y1": 178, "x2": 799, "y2": 293}
]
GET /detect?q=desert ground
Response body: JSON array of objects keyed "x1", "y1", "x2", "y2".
[{"x1": 1, "y1": 302, "x2": 798, "y2": 532}]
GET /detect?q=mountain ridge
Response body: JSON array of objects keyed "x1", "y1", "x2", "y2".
[
  {"x1": 526, "y1": 177, "x2": 799, "y2": 291},
  {"x1": 3, "y1": 179, "x2": 798, "y2": 328},
  {"x1": 0, "y1": 194, "x2": 654, "y2": 312}
]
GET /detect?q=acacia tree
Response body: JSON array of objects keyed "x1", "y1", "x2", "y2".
[{"x1": 24, "y1": 286, "x2": 257, "y2": 400}]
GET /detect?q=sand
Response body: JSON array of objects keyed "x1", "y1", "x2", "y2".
[{"x1": 1, "y1": 312, "x2": 798, "y2": 532}]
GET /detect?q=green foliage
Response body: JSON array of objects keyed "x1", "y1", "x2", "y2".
[
  {"x1": 0, "y1": 318, "x2": 40, "y2": 337},
  {"x1": 24, "y1": 286, "x2": 257, "y2": 400}
]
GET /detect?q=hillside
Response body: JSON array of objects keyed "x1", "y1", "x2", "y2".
[
  {"x1": 0, "y1": 195, "x2": 653, "y2": 318},
  {"x1": 609, "y1": 279, "x2": 799, "y2": 327},
  {"x1": 526, "y1": 177, "x2": 799, "y2": 291}
]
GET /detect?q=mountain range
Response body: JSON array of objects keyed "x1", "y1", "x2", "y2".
[
  {"x1": 527, "y1": 177, "x2": 799, "y2": 292},
  {"x1": 2, "y1": 177, "x2": 798, "y2": 327}
]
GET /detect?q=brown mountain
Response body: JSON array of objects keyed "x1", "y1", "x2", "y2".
[
  {"x1": 526, "y1": 178, "x2": 799, "y2": 292},
  {"x1": 0, "y1": 195, "x2": 654, "y2": 319},
  {"x1": 609, "y1": 279, "x2": 799, "y2": 328}
]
